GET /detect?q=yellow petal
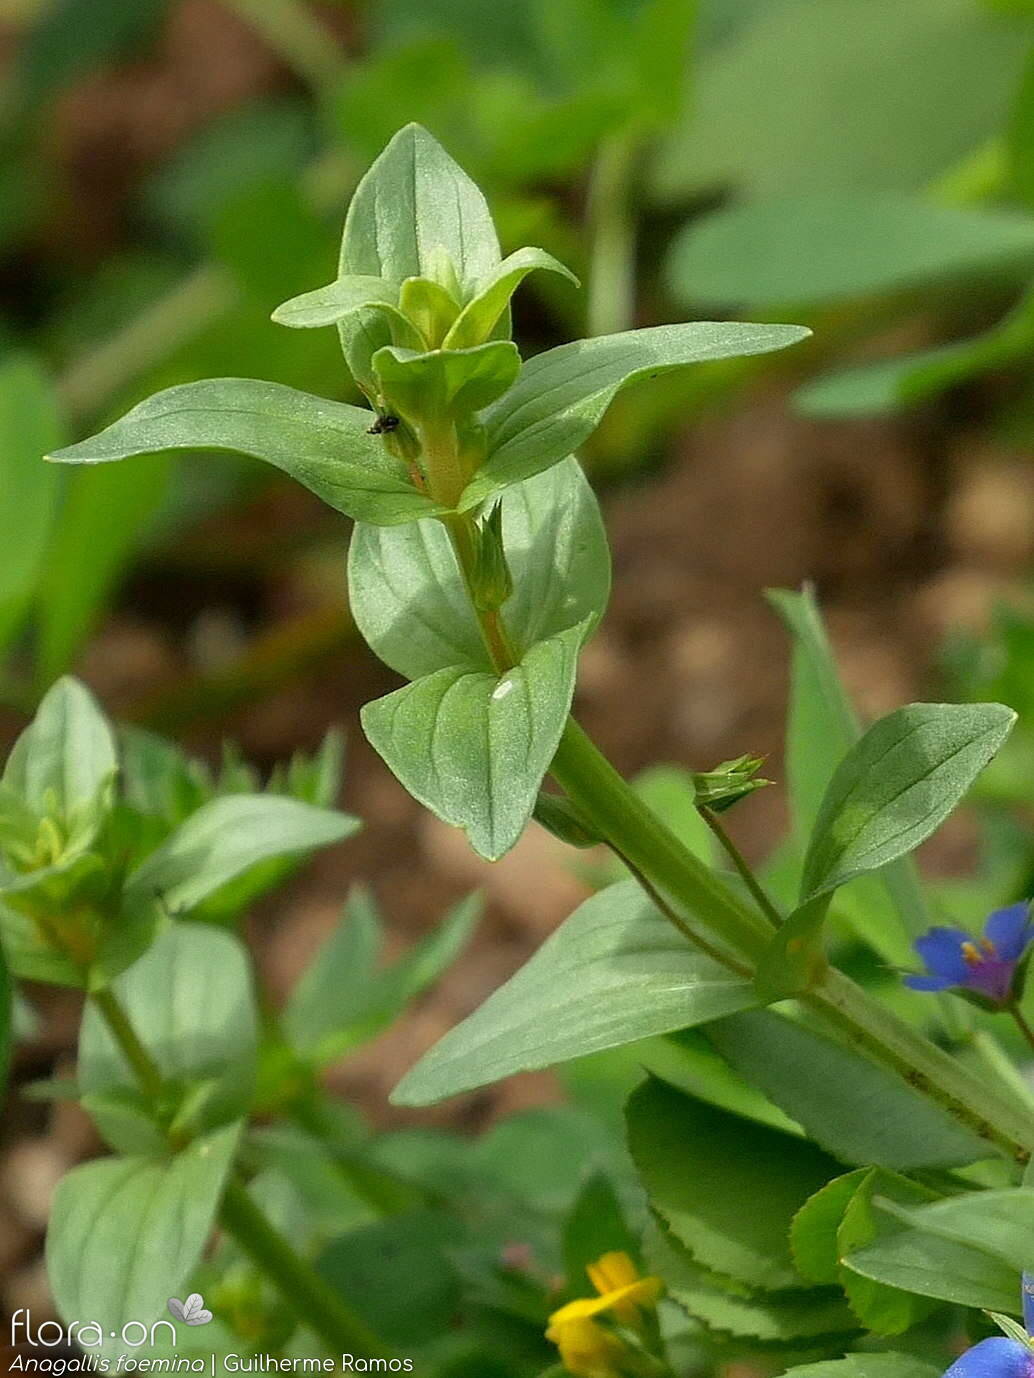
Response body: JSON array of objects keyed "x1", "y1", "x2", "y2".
[{"x1": 587, "y1": 1251, "x2": 639, "y2": 1296}]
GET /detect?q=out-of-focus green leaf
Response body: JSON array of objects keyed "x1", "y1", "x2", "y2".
[
  {"x1": 125, "y1": 794, "x2": 358, "y2": 915},
  {"x1": 37, "y1": 458, "x2": 171, "y2": 685},
  {"x1": 47, "y1": 1122, "x2": 240, "y2": 1335},
  {"x1": 286, "y1": 890, "x2": 480, "y2": 1062},
  {"x1": 0, "y1": 356, "x2": 62, "y2": 655},
  {"x1": 653, "y1": 0, "x2": 1034, "y2": 201},
  {"x1": 667, "y1": 193, "x2": 1034, "y2": 308},
  {"x1": 14, "y1": 0, "x2": 167, "y2": 112}
]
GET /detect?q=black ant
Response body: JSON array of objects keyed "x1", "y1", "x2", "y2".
[{"x1": 368, "y1": 413, "x2": 400, "y2": 436}]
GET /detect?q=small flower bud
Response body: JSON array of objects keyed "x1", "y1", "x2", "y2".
[
  {"x1": 470, "y1": 502, "x2": 513, "y2": 612},
  {"x1": 692, "y1": 753, "x2": 770, "y2": 812}
]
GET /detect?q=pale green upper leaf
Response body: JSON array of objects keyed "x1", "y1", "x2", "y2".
[
  {"x1": 444, "y1": 247, "x2": 579, "y2": 349},
  {"x1": 126, "y1": 794, "x2": 358, "y2": 914},
  {"x1": 339, "y1": 123, "x2": 501, "y2": 294},
  {"x1": 361, "y1": 624, "x2": 584, "y2": 860},
  {"x1": 801, "y1": 702, "x2": 1016, "y2": 902},
  {"x1": 348, "y1": 458, "x2": 610, "y2": 680},
  {"x1": 271, "y1": 274, "x2": 396, "y2": 329},
  {"x1": 373, "y1": 341, "x2": 521, "y2": 422},
  {"x1": 393, "y1": 878, "x2": 757, "y2": 1106},
  {"x1": 3, "y1": 677, "x2": 117, "y2": 820},
  {"x1": 463, "y1": 322, "x2": 811, "y2": 507},
  {"x1": 46, "y1": 380, "x2": 444, "y2": 527}
]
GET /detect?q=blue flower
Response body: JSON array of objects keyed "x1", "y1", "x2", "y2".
[
  {"x1": 904, "y1": 904, "x2": 1034, "y2": 1007},
  {"x1": 942, "y1": 1337, "x2": 1034, "y2": 1378}
]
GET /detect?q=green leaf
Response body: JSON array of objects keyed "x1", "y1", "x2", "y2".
[
  {"x1": 46, "y1": 379, "x2": 444, "y2": 527},
  {"x1": 627, "y1": 1077, "x2": 839, "y2": 1289},
  {"x1": 78, "y1": 924, "x2": 258, "y2": 1089},
  {"x1": 753, "y1": 894, "x2": 831, "y2": 1000},
  {"x1": 647, "y1": 1221, "x2": 857, "y2": 1341},
  {"x1": 373, "y1": 340, "x2": 521, "y2": 422},
  {"x1": 792, "y1": 1170, "x2": 871, "y2": 1284},
  {"x1": 46, "y1": 1122, "x2": 240, "y2": 1334},
  {"x1": 339, "y1": 302, "x2": 426, "y2": 394},
  {"x1": 397, "y1": 276, "x2": 460, "y2": 346},
  {"x1": 463, "y1": 323, "x2": 810, "y2": 507},
  {"x1": 0, "y1": 357, "x2": 62, "y2": 656},
  {"x1": 318, "y1": 1210, "x2": 464, "y2": 1346},
  {"x1": 801, "y1": 702, "x2": 1016, "y2": 902},
  {"x1": 393, "y1": 879, "x2": 757, "y2": 1106},
  {"x1": 125, "y1": 794, "x2": 358, "y2": 915},
  {"x1": 563, "y1": 1174, "x2": 639, "y2": 1291},
  {"x1": 666, "y1": 193, "x2": 1034, "y2": 308},
  {"x1": 0, "y1": 940, "x2": 10, "y2": 1102},
  {"x1": 339, "y1": 123, "x2": 501, "y2": 295},
  {"x1": 287, "y1": 890, "x2": 480, "y2": 1062},
  {"x1": 444, "y1": 247, "x2": 579, "y2": 349},
  {"x1": 37, "y1": 457, "x2": 171, "y2": 684},
  {"x1": 361, "y1": 622, "x2": 584, "y2": 861},
  {"x1": 795, "y1": 288, "x2": 1034, "y2": 419},
  {"x1": 875, "y1": 1189, "x2": 1034, "y2": 1275},
  {"x1": 707, "y1": 1010, "x2": 988, "y2": 1170},
  {"x1": 652, "y1": 0, "x2": 1032, "y2": 202},
  {"x1": 836, "y1": 1170, "x2": 940, "y2": 1335},
  {"x1": 271, "y1": 274, "x2": 396, "y2": 329},
  {"x1": 283, "y1": 887, "x2": 381, "y2": 1051},
  {"x1": 78, "y1": 924, "x2": 259, "y2": 1139},
  {"x1": 348, "y1": 457, "x2": 610, "y2": 680},
  {"x1": 843, "y1": 1210, "x2": 1021, "y2": 1314},
  {"x1": 3, "y1": 677, "x2": 117, "y2": 821},
  {"x1": 778, "y1": 1356, "x2": 940, "y2": 1378}
]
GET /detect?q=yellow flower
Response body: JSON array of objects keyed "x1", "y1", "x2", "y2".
[
  {"x1": 546, "y1": 1252, "x2": 665, "y2": 1374},
  {"x1": 545, "y1": 1314, "x2": 627, "y2": 1378}
]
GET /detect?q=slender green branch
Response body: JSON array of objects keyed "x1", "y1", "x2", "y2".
[
  {"x1": 586, "y1": 131, "x2": 641, "y2": 338},
  {"x1": 90, "y1": 987, "x2": 164, "y2": 1099},
  {"x1": 90, "y1": 987, "x2": 388, "y2": 1359},
  {"x1": 1009, "y1": 1001, "x2": 1034, "y2": 1057},
  {"x1": 221, "y1": 1177, "x2": 389, "y2": 1359},
  {"x1": 698, "y1": 806, "x2": 783, "y2": 929}
]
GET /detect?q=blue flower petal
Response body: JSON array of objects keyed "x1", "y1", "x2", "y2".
[
  {"x1": 914, "y1": 927, "x2": 972, "y2": 983},
  {"x1": 904, "y1": 973, "x2": 957, "y2": 992},
  {"x1": 986, "y1": 904, "x2": 1034, "y2": 962},
  {"x1": 943, "y1": 1338, "x2": 1033, "y2": 1378}
]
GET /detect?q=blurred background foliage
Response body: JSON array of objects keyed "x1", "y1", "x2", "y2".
[{"x1": 7, "y1": 0, "x2": 1034, "y2": 1356}]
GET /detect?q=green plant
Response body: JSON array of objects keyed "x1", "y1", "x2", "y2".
[{"x1": 31, "y1": 123, "x2": 1034, "y2": 1378}]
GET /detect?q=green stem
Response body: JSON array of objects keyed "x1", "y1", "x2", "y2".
[
  {"x1": 221, "y1": 1178, "x2": 389, "y2": 1360},
  {"x1": 698, "y1": 806, "x2": 783, "y2": 928},
  {"x1": 89, "y1": 989, "x2": 388, "y2": 1359},
  {"x1": 586, "y1": 131, "x2": 641, "y2": 338},
  {"x1": 1010, "y1": 1001, "x2": 1034, "y2": 1057},
  {"x1": 90, "y1": 988, "x2": 164, "y2": 1099},
  {"x1": 551, "y1": 718, "x2": 774, "y2": 967},
  {"x1": 438, "y1": 455, "x2": 1034, "y2": 1161},
  {"x1": 548, "y1": 720, "x2": 1034, "y2": 1163}
]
